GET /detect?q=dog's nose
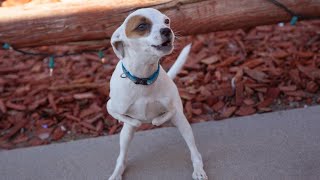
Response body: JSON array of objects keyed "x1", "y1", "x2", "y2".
[{"x1": 160, "y1": 28, "x2": 172, "y2": 39}]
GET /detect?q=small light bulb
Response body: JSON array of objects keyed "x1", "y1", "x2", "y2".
[
  {"x1": 101, "y1": 57, "x2": 106, "y2": 63},
  {"x1": 50, "y1": 68, "x2": 53, "y2": 76}
]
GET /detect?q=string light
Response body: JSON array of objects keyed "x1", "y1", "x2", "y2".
[
  {"x1": 48, "y1": 56, "x2": 55, "y2": 76},
  {"x1": 2, "y1": 43, "x2": 12, "y2": 50},
  {"x1": 266, "y1": 0, "x2": 301, "y2": 26},
  {"x1": 1, "y1": 43, "x2": 108, "y2": 76},
  {"x1": 290, "y1": 16, "x2": 298, "y2": 26},
  {"x1": 98, "y1": 50, "x2": 106, "y2": 63}
]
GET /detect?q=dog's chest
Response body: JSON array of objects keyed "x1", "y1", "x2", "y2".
[{"x1": 125, "y1": 97, "x2": 169, "y2": 122}]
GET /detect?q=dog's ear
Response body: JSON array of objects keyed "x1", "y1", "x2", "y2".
[{"x1": 111, "y1": 26, "x2": 125, "y2": 59}]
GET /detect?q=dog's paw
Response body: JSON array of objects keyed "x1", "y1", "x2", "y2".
[
  {"x1": 108, "y1": 174, "x2": 122, "y2": 180},
  {"x1": 151, "y1": 118, "x2": 163, "y2": 126},
  {"x1": 192, "y1": 166, "x2": 208, "y2": 180},
  {"x1": 133, "y1": 120, "x2": 142, "y2": 127}
]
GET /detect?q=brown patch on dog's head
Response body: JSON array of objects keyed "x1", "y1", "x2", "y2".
[{"x1": 125, "y1": 15, "x2": 152, "y2": 38}]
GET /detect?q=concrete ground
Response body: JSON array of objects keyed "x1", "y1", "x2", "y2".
[{"x1": 0, "y1": 106, "x2": 319, "y2": 180}]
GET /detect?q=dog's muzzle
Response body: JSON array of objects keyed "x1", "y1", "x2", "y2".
[
  {"x1": 151, "y1": 28, "x2": 173, "y2": 52},
  {"x1": 160, "y1": 28, "x2": 172, "y2": 40}
]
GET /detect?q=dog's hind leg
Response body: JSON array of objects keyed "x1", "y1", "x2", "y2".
[
  {"x1": 108, "y1": 123, "x2": 135, "y2": 180},
  {"x1": 171, "y1": 110, "x2": 208, "y2": 180}
]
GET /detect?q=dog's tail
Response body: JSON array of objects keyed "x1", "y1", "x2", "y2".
[{"x1": 167, "y1": 44, "x2": 192, "y2": 79}]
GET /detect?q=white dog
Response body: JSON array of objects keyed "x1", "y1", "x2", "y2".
[{"x1": 107, "y1": 8, "x2": 207, "y2": 180}]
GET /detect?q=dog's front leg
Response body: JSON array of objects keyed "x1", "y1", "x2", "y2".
[
  {"x1": 110, "y1": 111, "x2": 142, "y2": 128},
  {"x1": 171, "y1": 110, "x2": 208, "y2": 180},
  {"x1": 109, "y1": 123, "x2": 135, "y2": 180},
  {"x1": 107, "y1": 101, "x2": 142, "y2": 128},
  {"x1": 152, "y1": 109, "x2": 176, "y2": 126}
]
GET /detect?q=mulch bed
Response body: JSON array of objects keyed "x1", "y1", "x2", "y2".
[{"x1": 0, "y1": 20, "x2": 319, "y2": 150}]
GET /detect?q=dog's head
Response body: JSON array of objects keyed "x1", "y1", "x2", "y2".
[{"x1": 111, "y1": 8, "x2": 174, "y2": 60}]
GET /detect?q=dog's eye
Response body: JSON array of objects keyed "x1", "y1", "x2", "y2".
[
  {"x1": 164, "y1": 19, "x2": 170, "y2": 25},
  {"x1": 136, "y1": 23, "x2": 148, "y2": 31}
]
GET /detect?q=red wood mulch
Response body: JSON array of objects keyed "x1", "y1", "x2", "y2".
[{"x1": 0, "y1": 20, "x2": 319, "y2": 150}]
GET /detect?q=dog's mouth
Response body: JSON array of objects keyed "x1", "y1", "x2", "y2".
[{"x1": 151, "y1": 40, "x2": 173, "y2": 51}]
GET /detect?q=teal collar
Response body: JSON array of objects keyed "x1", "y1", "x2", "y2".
[{"x1": 121, "y1": 63, "x2": 160, "y2": 85}]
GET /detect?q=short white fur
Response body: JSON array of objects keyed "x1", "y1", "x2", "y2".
[{"x1": 107, "y1": 8, "x2": 208, "y2": 180}]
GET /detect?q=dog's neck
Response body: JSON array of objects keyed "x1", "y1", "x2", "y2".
[{"x1": 122, "y1": 55, "x2": 160, "y2": 78}]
